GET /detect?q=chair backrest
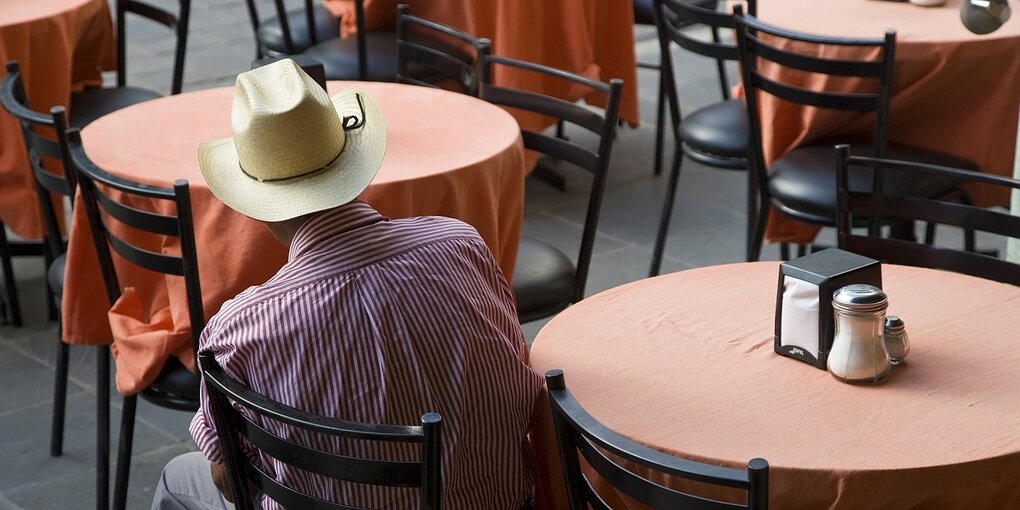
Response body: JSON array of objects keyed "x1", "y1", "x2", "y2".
[
  {"x1": 656, "y1": 0, "x2": 756, "y2": 102},
  {"x1": 64, "y1": 129, "x2": 204, "y2": 353},
  {"x1": 733, "y1": 9, "x2": 896, "y2": 202},
  {"x1": 199, "y1": 351, "x2": 443, "y2": 510},
  {"x1": 478, "y1": 55, "x2": 623, "y2": 302},
  {"x1": 117, "y1": 0, "x2": 191, "y2": 94},
  {"x1": 545, "y1": 370, "x2": 769, "y2": 510},
  {"x1": 249, "y1": 0, "x2": 371, "y2": 79},
  {"x1": 396, "y1": 5, "x2": 491, "y2": 96},
  {"x1": 835, "y1": 144, "x2": 1020, "y2": 286},
  {"x1": 0, "y1": 61, "x2": 75, "y2": 259}
]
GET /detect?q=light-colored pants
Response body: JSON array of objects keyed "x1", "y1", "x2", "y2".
[{"x1": 152, "y1": 452, "x2": 238, "y2": 510}]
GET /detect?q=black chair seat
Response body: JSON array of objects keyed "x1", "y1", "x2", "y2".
[
  {"x1": 768, "y1": 142, "x2": 978, "y2": 225},
  {"x1": 257, "y1": 4, "x2": 341, "y2": 56},
  {"x1": 47, "y1": 253, "x2": 65, "y2": 300},
  {"x1": 69, "y1": 87, "x2": 161, "y2": 128},
  {"x1": 512, "y1": 238, "x2": 576, "y2": 323},
  {"x1": 678, "y1": 99, "x2": 748, "y2": 166},
  {"x1": 141, "y1": 356, "x2": 200, "y2": 411},
  {"x1": 302, "y1": 31, "x2": 399, "y2": 81}
]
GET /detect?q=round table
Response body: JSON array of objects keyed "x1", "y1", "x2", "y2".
[
  {"x1": 63, "y1": 81, "x2": 525, "y2": 394},
  {"x1": 752, "y1": 0, "x2": 1020, "y2": 244},
  {"x1": 530, "y1": 262, "x2": 1020, "y2": 509},
  {"x1": 0, "y1": 0, "x2": 115, "y2": 238},
  {"x1": 323, "y1": 0, "x2": 639, "y2": 130}
]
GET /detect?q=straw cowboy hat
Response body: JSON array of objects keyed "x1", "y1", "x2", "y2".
[{"x1": 198, "y1": 58, "x2": 386, "y2": 222}]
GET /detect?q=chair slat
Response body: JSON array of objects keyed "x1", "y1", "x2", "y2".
[
  {"x1": 396, "y1": 7, "x2": 487, "y2": 95},
  {"x1": 235, "y1": 414, "x2": 423, "y2": 486},
  {"x1": 482, "y1": 84, "x2": 606, "y2": 134},
  {"x1": 521, "y1": 131, "x2": 599, "y2": 174},
  {"x1": 750, "y1": 71, "x2": 877, "y2": 111},
  {"x1": 124, "y1": 0, "x2": 179, "y2": 29},
  {"x1": 747, "y1": 34, "x2": 884, "y2": 77},
  {"x1": 578, "y1": 436, "x2": 746, "y2": 510},
  {"x1": 249, "y1": 463, "x2": 365, "y2": 510},
  {"x1": 95, "y1": 192, "x2": 179, "y2": 236},
  {"x1": 107, "y1": 234, "x2": 184, "y2": 276}
]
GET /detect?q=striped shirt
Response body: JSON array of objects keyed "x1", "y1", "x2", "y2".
[{"x1": 189, "y1": 201, "x2": 543, "y2": 510}]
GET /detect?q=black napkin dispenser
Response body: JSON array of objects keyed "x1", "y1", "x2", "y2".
[{"x1": 775, "y1": 248, "x2": 882, "y2": 369}]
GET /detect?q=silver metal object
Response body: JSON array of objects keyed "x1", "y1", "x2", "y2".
[
  {"x1": 884, "y1": 316, "x2": 910, "y2": 365},
  {"x1": 828, "y1": 285, "x2": 891, "y2": 383}
]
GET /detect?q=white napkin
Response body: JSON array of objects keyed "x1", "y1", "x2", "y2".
[{"x1": 780, "y1": 276, "x2": 820, "y2": 357}]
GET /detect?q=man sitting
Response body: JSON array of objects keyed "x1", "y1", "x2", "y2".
[{"x1": 152, "y1": 59, "x2": 543, "y2": 510}]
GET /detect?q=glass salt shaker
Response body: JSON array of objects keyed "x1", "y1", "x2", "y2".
[
  {"x1": 884, "y1": 316, "x2": 910, "y2": 365},
  {"x1": 828, "y1": 285, "x2": 891, "y2": 383}
]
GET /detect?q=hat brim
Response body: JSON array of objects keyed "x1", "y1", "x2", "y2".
[{"x1": 197, "y1": 88, "x2": 386, "y2": 222}]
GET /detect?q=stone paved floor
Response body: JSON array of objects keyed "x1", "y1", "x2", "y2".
[{"x1": 0, "y1": 1, "x2": 1000, "y2": 509}]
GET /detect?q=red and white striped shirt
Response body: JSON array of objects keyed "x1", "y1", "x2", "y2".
[{"x1": 190, "y1": 201, "x2": 543, "y2": 510}]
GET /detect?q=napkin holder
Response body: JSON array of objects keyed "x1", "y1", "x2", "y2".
[{"x1": 775, "y1": 248, "x2": 882, "y2": 369}]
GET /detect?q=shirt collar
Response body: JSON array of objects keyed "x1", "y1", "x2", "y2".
[{"x1": 287, "y1": 201, "x2": 386, "y2": 260}]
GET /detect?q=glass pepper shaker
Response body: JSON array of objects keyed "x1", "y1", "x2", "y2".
[{"x1": 884, "y1": 316, "x2": 910, "y2": 365}]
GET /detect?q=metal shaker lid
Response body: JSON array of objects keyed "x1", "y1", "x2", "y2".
[
  {"x1": 885, "y1": 315, "x2": 905, "y2": 332},
  {"x1": 832, "y1": 284, "x2": 888, "y2": 313}
]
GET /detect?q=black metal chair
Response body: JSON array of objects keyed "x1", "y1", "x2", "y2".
[
  {"x1": 0, "y1": 60, "x2": 78, "y2": 458},
  {"x1": 396, "y1": 4, "x2": 491, "y2": 96},
  {"x1": 649, "y1": 0, "x2": 755, "y2": 276},
  {"x1": 199, "y1": 351, "x2": 443, "y2": 510},
  {"x1": 69, "y1": 0, "x2": 191, "y2": 129},
  {"x1": 835, "y1": 145, "x2": 1020, "y2": 286},
  {"x1": 244, "y1": 0, "x2": 340, "y2": 58},
  {"x1": 545, "y1": 369, "x2": 769, "y2": 509},
  {"x1": 734, "y1": 8, "x2": 979, "y2": 263},
  {"x1": 249, "y1": 0, "x2": 397, "y2": 82},
  {"x1": 634, "y1": 0, "x2": 728, "y2": 177},
  {"x1": 66, "y1": 128, "x2": 204, "y2": 510},
  {"x1": 478, "y1": 55, "x2": 623, "y2": 323}
]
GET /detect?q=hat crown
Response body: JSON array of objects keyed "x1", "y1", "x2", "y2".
[{"x1": 231, "y1": 60, "x2": 344, "y2": 181}]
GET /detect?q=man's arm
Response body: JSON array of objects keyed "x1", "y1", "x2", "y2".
[
  {"x1": 209, "y1": 461, "x2": 235, "y2": 502},
  {"x1": 209, "y1": 460, "x2": 260, "y2": 503}
]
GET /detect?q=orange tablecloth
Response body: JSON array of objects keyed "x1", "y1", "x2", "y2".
[
  {"x1": 531, "y1": 262, "x2": 1020, "y2": 509},
  {"x1": 322, "y1": 0, "x2": 639, "y2": 130},
  {"x1": 0, "y1": 0, "x2": 115, "y2": 238},
  {"x1": 63, "y1": 81, "x2": 526, "y2": 394},
  {"x1": 753, "y1": 0, "x2": 1020, "y2": 243}
]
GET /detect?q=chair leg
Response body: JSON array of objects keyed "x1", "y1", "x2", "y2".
[
  {"x1": 747, "y1": 200, "x2": 769, "y2": 262},
  {"x1": 113, "y1": 394, "x2": 138, "y2": 510},
  {"x1": 0, "y1": 225, "x2": 22, "y2": 327},
  {"x1": 653, "y1": 61, "x2": 666, "y2": 176},
  {"x1": 97, "y1": 346, "x2": 111, "y2": 510},
  {"x1": 650, "y1": 150, "x2": 685, "y2": 277},
  {"x1": 779, "y1": 243, "x2": 790, "y2": 261},
  {"x1": 50, "y1": 321, "x2": 68, "y2": 457}
]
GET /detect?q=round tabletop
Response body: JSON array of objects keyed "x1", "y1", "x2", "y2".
[
  {"x1": 531, "y1": 262, "x2": 1020, "y2": 508},
  {"x1": 758, "y1": 0, "x2": 1020, "y2": 42},
  {"x1": 64, "y1": 82, "x2": 526, "y2": 391},
  {"x1": 80, "y1": 81, "x2": 522, "y2": 188},
  {"x1": 0, "y1": 0, "x2": 114, "y2": 239},
  {"x1": 1, "y1": 0, "x2": 99, "y2": 28}
]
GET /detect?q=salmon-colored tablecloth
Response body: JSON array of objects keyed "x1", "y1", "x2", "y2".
[
  {"x1": 752, "y1": 0, "x2": 1020, "y2": 244},
  {"x1": 0, "y1": 0, "x2": 115, "y2": 238},
  {"x1": 530, "y1": 262, "x2": 1020, "y2": 509},
  {"x1": 63, "y1": 81, "x2": 526, "y2": 395},
  {"x1": 322, "y1": 0, "x2": 639, "y2": 130}
]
